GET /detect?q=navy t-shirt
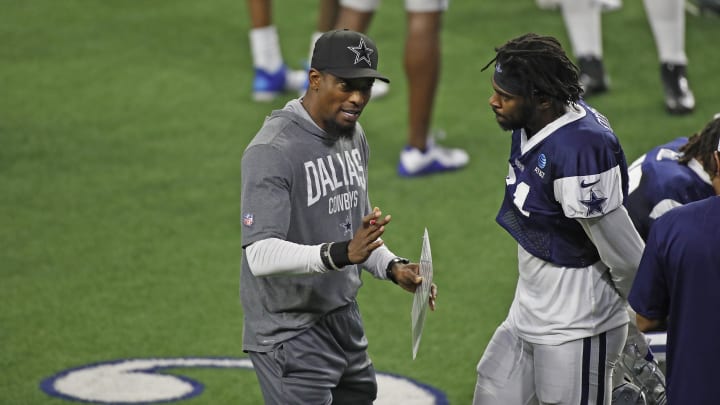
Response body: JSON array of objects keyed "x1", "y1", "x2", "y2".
[{"x1": 629, "y1": 196, "x2": 720, "y2": 404}]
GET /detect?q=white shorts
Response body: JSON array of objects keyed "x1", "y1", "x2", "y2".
[
  {"x1": 340, "y1": 0, "x2": 449, "y2": 12},
  {"x1": 473, "y1": 320, "x2": 627, "y2": 405}
]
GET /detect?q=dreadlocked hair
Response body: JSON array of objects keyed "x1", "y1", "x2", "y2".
[
  {"x1": 482, "y1": 33, "x2": 582, "y2": 105},
  {"x1": 678, "y1": 115, "x2": 720, "y2": 172}
]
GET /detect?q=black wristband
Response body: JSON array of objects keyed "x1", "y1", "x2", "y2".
[
  {"x1": 329, "y1": 240, "x2": 352, "y2": 268},
  {"x1": 385, "y1": 257, "x2": 410, "y2": 284}
]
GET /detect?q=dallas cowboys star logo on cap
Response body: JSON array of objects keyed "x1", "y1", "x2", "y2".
[{"x1": 347, "y1": 38, "x2": 374, "y2": 67}]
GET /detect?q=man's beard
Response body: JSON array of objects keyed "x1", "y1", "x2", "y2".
[
  {"x1": 323, "y1": 118, "x2": 356, "y2": 139},
  {"x1": 497, "y1": 102, "x2": 535, "y2": 132}
]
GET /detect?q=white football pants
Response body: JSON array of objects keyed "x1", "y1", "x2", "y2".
[{"x1": 473, "y1": 321, "x2": 627, "y2": 405}]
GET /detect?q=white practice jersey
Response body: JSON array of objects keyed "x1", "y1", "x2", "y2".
[{"x1": 497, "y1": 101, "x2": 631, "y2": 344}]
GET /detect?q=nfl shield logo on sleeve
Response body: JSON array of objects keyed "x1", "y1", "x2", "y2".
[{"x1": 242, "y1": 213, "x2": 254, "y2": 227}]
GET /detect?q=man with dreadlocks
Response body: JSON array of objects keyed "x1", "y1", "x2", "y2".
[{"x1": 473, "y1": 33, "x2": 645, "y2": 405}]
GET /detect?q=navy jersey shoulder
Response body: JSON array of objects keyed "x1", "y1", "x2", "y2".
[
  {"x1": 508, "y1": 102, "x2": 624, "y2": 182},
  {"x1": 625, "y1": 137, "x2": 714, "y2": 239},
  {"x1": 640, "y1": 138, "x2": 702, "y2": 200}
]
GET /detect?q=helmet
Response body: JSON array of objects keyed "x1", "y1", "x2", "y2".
[
  {"x1": 616, "y1": 348, "x2": 667, "y2": 405},
  {"x1": 612, "y1": 383, "x2": 647, "y2": 405}
]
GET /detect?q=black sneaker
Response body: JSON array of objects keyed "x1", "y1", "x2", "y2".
[
  {"x1": 689, "y1": 0, "x2": 720, "y2": 15},
  {"x1": 578, "y1": 56, "x2": 610, "y2": 97},
  {"x1": 660, "y1": 63, "x2": 695, "y2": 115}
]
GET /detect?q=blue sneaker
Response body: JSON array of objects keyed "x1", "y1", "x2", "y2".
[
  {"x1": 252, "y1": 65, "x2": 287, "y2": 102},
  {"x1": 253, "y1": 65, "x2": 307, "y2": 102},
  {"x1": 397, "y1": 137, "x2": 469, "y2": 177}
]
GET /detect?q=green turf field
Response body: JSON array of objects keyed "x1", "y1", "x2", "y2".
[{"x1": 1, "y1": 1, "x2": 718, "y2": 404}]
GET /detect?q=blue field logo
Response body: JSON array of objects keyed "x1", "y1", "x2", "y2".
[{"x1": 40, "y1": 357, "x2": 449, "y2": 404}]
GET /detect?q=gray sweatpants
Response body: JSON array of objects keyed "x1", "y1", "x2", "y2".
[{"x1": 249, "y1": 301, "x2": 377, "y2": 405}]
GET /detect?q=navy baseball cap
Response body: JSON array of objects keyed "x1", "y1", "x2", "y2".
[{"x1": 311, "y1": 29, "x2": 390, "y2": 83}]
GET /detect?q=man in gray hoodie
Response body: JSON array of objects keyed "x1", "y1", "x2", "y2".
[{"x1": 240, "y1": 29, "x2": 437, "y2": 405}]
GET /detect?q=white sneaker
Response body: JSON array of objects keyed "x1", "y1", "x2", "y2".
[
  {"x1": 535, "y1": 0, "x2": 621, "y2": 11},
  {"x1": 286, "y1": 69, "x2": 309, "y2": 93},
  {"x1": 397, "y1": 138, "x2": 469, "y2": 177},
  {"x1": 370, "y1": 80, "x2": 389, "y2": 99},
  {"x1": 535, "y1": 0, "x2": 561, "y2": 10},
  {"x1": 599, "y1": 0, "x2": 622, "y2": 12}
]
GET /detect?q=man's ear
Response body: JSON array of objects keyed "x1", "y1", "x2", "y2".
[
  {"x1": 308, "y1": 69, "x2": 322, "y2": 91},
  {"x1": 711, "y1": 151, "x2": 720, "y2": 196},
  {"x1": 535, "y1": 94, "x2": 553, "y2": 112},
  {"x1": 540, "y1": 97, "x2": 552, "y2": 110}
]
